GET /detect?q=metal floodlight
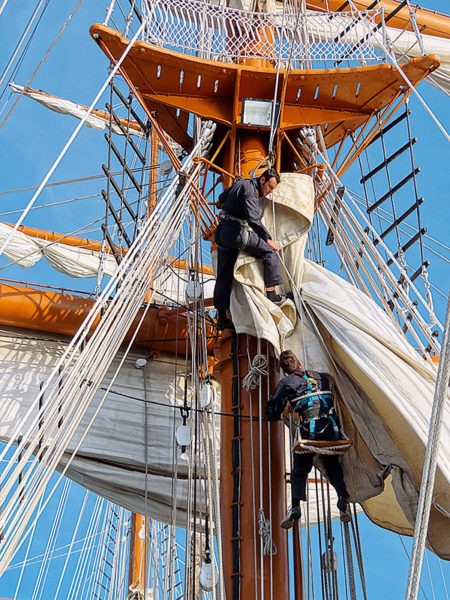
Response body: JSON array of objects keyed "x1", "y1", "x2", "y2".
[{"x1": 241, "y1": 99, "x2": 279, "y2": 127}]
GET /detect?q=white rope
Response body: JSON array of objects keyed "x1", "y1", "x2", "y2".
[
  {"x1": 258, "y1": 509, "x2": 277, "y2": 557},
  {"x1": 69, "y1": 496, "x2": 108, "y2": 599},
  {"x1": 242, "y1": 353, "x2": 268, "y2": 391},
  {"x1": 0, "y1": 0, "x2": 47, "y2": 89},
  {"x1": 405, "y1": 292, "x2": 450, "y2": 600},
  {"x1": 12, "y1": 494, "x2": 45, "y2": 599},
  {"x1": 0, "y1": 20, "x2": 145, "y2": 259},
  {"x1": 318, "y1": 190, "x2": 441, "y2": 356},
  {"x1": 313, "y1": 148, "x2": 443, "y2": 351},
  {"x1": 53, "y1": 490, "x2": 89, "y2": 600},
  {"x1": 246, "y1": 344, "x2": 259, "y2": 598},
  {"x1": 142, "y1": 0, "x2": 381, "y2": 65},
  {"x1": 0, "y1": 129, "x2": 211, "y2": 574},
  {"x1": 256, "y1": 339, "x2": 266, "y2": 600},
  {"x1": 294, "y1": 441, "x2": 352, "y2": 456},
  {"x1": 386, "y1": 53, "x2": 449, "y2": 143},
  {"x1": 31, "y1": 478, "x2": 70, "y2": 600}
]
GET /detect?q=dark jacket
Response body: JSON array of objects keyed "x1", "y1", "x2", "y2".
[
  {"x1": 219, "y1": 178, "x2": 272, "y2": 241},
  {"x1": 265, "y1": 369, "x2": 331, "y2": 422}
]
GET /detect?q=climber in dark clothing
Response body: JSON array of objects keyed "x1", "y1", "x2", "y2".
[
  {"x1": 213, "y1": 168, "x2": 285, "y2": 330},
  {"x1": 266, "y1": 349, "x2": 350, "y2": 528}
]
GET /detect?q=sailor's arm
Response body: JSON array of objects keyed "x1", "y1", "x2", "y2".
[
  {"x1": 241, "y1": 181, "x2": 272, "y2": 241},
  {"x1": 265, "y1": 380, "x2": 290, "y2": 421}
]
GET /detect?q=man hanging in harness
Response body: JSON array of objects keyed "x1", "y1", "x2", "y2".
[
  {"x1": 266, "y1": 349, "x2": 351, "y2": 528},
  {"x1": 213, "y1": 168, "x2": 286, "y2": 330}
]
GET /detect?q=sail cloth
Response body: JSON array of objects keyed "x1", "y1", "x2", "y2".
[
  {"x1": 0, "y1": 327, "x2": 212, "y2": 525},
  {"x1": 9, "y1": 83, "x2": 145, "y2": 137},
  {"x1": 0, "y1": 326, "x2": 339, "y2": 525},
  {"x1": 0, "y1": 222, "x2": 214, "y2": 302},
  {"x1": 0, "y1": 222, "x2": 118, "y2": 278},
  {"x1": 226, "y1": 172, "x2": 450, "y2": 559}
]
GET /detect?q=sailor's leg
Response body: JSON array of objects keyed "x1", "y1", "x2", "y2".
[
  {"x1": 242, "y1": 231, "x2": 283, "y2": 288},
  {"x1": 321, "y1": 455, "x2": 348, "y2": 499},
  {"x1": 291, "y1": 452, "x2": 314, "y2": 505},
  {"x1": 213, "y1": 221, "x2": 241, "y2": 311},
  {"x1": 213, "y1": 246, "x2": 239, "y2": 311},
  {"x1": 281, "y1": 452, "x2": 313, "y2": 529}
]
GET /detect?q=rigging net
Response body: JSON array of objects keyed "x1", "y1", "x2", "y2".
[{"x1": 141, "y1": 0, "x2": 383, "y2": 66}]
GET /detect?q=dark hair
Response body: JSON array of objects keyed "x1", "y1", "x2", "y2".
[
  {"x1": 259, "y1": 167, "x2": 280, "y2": 184},
  {"x1": 279, "y1": 350, "x2": 299, "y2": 374}
]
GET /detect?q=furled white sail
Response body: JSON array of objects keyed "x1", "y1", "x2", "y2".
[
  {"x1": 0, "y1": 222, "x2": 214, "y2": 301},
  {"x1": 0, "y1": 327, "x2": 211, "y2": 524},
  {"x1": 227, "y1": 172, "x2": 450, "y2": 559},
  {"x1": 9, "y1": 83, "x2": 145, "y2": 136},
  {"x1": 0, "y1": 326, "x2": 340, "y2": 526}
]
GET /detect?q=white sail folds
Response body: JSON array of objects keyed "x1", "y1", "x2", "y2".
[{"x1": 225, "y1": 172, "x2": 450, "y2": 559}]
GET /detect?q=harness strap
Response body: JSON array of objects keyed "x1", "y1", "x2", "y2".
[
  {"x1": 219, "y1": 213, "x2": 251, "y2": 249},
  {"x1": 290, "y1": 390, "x2": 333, "y2": 407},
  {"x1": 220, "y1": 213, "x2": 248, "y2": 227}
]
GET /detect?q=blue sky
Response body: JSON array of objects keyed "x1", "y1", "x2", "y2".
[{"x1": 0, "y1": 1, "x2": 449, "y2": 598}]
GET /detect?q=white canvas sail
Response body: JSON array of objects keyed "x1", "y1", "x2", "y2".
[{"x1": 227, "y1": 172, "x2": 450, "y2": 558}]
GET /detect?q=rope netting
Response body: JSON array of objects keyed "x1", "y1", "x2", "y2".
[{"x1": 141, "y1": 0, "x2": 383, "y2": 65}]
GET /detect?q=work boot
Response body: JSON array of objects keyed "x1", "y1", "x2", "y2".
[
  {"x1": 280, "y1": 505, "x2": 301, "y2": 529},
  {"x1": 266, "y1": 290, "x2": 287, "y2": 305},
  {"x1": 337, "y1": 496, "x2": 352, "y2": 522},
  {"x1": 216, "y1": 310, "x2": 234, "y2": 330}
]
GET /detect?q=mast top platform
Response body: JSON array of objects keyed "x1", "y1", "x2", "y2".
[{"x1": 90, "y1": 23, "x2": 439, "y2": 151}]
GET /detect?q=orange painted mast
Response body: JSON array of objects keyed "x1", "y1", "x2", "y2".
[
  {"x1": 128, "y1": 514, "x2": 149, "y2": 595},
  {"x1": 214, "y1": 29, "x2": 291, "y2": 598},
  {"x1": 0, "y1": 4, "x2": 439, "y2": 596}
]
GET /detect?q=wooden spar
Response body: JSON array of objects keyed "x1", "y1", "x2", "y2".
[
  {"x1": 213, "y1": 34, "x2": 291, "y2": 599},
  {"x1": 128, "y1": 514, "x2": 149, "y2": 594},
  {"x1": 306, "y1": 0, "x2": 450, "y2": 39},
  {"x1": 0, "y1": 282, "x2": 217, "y2": 358},
  {"x1": 128, "y1": 120, "x2": 160, "y2": 595},
  {"x1": 0, "y1": 222, "x2": 214, "y2": 275},
  {"x1": 89, "y1": 23, "x2": 440, "y2": 157}
]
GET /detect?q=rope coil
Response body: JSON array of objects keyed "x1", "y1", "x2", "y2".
[
  {"x1": 258, "y1": 509, "x2": 277, "y2": 557},
  {"x1": 242, "y1": 354, "x2": 268, "y2": 391}
]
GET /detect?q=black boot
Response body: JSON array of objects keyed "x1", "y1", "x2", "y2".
[
  {"x1": 216, "y1": 310, "x2": 234, "y2": 330},
  {"x1": 266, "y1": 290, "x2": 287, "y2": 305},
  {"x1": 280, "y1": 505, "x2": 301, "y2": 529}
]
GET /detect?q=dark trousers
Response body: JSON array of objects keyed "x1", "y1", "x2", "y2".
[
  {"x1": 291, "y1": 452, "x2": 348, "y2": 505},
  {"x1": 213, "y1": 220, "x2": 283, "y2": 311}
]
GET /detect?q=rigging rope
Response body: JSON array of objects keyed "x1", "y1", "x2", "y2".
[
  {"x1": 242, "y1": 354, "x2": 268, "y2": 391},
  {"x1": 356, "y1": 15, "x2": 450, "y2": 143},
  {"x1": 343, "y1": 521, "x2": 357, "y2": 600},
  {"x1": 313, "y1": 144, "x2": 444, "y2": 350},
  {"x1": 0, "y1": 1, "x2": 85, "y2": 128},
  {"x1": 0, "y1": 20, "x2": 145, "y2": 259},
  {"x1": 0, "y1": 128, "x2": 212, "y2": 574},
  {"x1": 258, "y1": 509, "x2": 277, "y2": 557},
  {"x1": 405, "y1": 293, "x2": 450, "y2": 600}
]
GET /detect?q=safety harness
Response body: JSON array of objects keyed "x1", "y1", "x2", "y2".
[
  {"x1": 217, "y1": 212, "x2": 251, "y2": 249},
  {"x1": 290, "y1": 374, "x2": 340, "y2": 440}
]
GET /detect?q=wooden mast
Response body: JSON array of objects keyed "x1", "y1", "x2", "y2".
[
  {"x1": 128, "y1": 514, "x2": 149, "y2": 595},
  {"x1": 213, "y1": 23, "x2": 292, "y2": 596}
]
